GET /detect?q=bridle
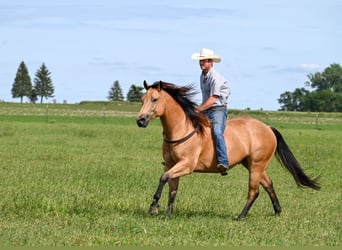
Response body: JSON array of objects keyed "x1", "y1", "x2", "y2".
[{"x1": 163, "y1": 124, "x2": 200, "y2": 144}]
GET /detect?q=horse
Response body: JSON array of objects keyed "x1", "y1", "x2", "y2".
[{"x1": 136, "y1": 80, "x2": 320, "y2": 220}]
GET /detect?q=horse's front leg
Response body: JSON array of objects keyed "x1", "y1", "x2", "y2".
[
  {"x1": 149, "y1": 173, "x2": 169, "y2": 215},
  {"x1": 167, "y1": 177, "x2": 179, "y2": 218}
]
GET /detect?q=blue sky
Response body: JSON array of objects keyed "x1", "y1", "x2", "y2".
[{"x1": 0, "y1": 0, "x2": 340, "y2": 110}]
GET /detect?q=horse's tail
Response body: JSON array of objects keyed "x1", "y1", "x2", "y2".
[{"x1": 271, "y1": 127, "x2": 321, "y2": 190}]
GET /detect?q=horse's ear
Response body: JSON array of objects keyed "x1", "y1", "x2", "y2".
[
  {"x1": 157, "y1": 81, "x2": 162, "y2": 91},
  {"x1": 143, "y1": 80, "x2": 149, "y2": 90}
]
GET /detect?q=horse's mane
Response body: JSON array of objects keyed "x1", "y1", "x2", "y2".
[{"x1": 149, "y1": 81, "x2": 209, "y2": 133}]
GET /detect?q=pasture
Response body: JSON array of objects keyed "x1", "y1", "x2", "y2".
[{"x1": 0, "y1": 103, "x2": 341, "y2": 246}]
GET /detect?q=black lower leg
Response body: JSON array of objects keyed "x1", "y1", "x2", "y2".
[
  {"x1": 237, "y1": 192, "x2": 259, "y2": 220},
  {"x1": 167, "y1": 190, "x2": 177, "y2": 218},
  {"x1": 265, "y1": 182, "x2": 282, "y2": 215},
  {"x1": 149, "y1": 174, "x2": 169, "y2": 215}
]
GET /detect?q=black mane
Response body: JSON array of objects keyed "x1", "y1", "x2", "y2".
[{"x1": 149, "y1": 81, "x2": 209, "y2": 133}]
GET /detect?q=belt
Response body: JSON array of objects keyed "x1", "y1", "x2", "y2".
[{"x1": 208, "y1": 105, "x2": 227, "y2": 110}]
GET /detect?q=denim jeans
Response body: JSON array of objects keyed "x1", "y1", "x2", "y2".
[{"x1": 204, "y1": 106, "x2": 229, "y2": 167}]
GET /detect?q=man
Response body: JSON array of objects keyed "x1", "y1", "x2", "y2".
[{"x1": 192, "y1": 48, "x2": 231, "y2": 176}]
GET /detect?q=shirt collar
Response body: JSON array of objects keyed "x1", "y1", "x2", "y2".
[{"x1": 202, "y1": 67, "x2": 214, "y2": 77}]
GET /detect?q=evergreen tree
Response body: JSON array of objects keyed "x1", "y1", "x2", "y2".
[
  {"x1": 11, "y1": 61, "x2": 32, "y2": 103},
  {"x1": 108, "y1": 80, "x2": 124, "y2": 101},
  {"x1": 29, "y1": 89, "x2": 38, "y2": 104},
  {"x1": 33, "y1": 63, "x2": 54, "y2": 103},
  {"x1": 127, "y1": 84, "x2": 144, "y2": 102}
]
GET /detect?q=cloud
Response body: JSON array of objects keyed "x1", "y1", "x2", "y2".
[
  {"x1": 263, "y1": 47, "x2": 277, "y2": 51},
  {"x1": 0, "y1": 1, "x2": 236, "y2": 31},
  {"x1": 299, "y1": 64, "x2": 321, "y2": 71},
  {"x1": 274, "y1": 66, "x2": 307, "y2": 74},
  {"x1": 261, "y1": 64, "x2": 321, "y2": 75},
  {"x1": 90, "y1": 58, "x2": 132, "y2": 71},
  {"x1": 137, "y1": 65, "x2": 163, "y2": 74},
  {"x1": 261, "y1": 64, "x2": 278, "y2": 70},
  {"x1": 89, "y1": 57, "x2": 163, "y2": 75},
  {"x1": 142, "y1": 4, "x2": 235, "y2": 20},
  {"x1": 15, "y1": 17, "x2": 72, "y2": 28}
]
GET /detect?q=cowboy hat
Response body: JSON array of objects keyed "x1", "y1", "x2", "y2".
[{"x1": 191, "y1": 48, "x2": 221, "y2": 63}]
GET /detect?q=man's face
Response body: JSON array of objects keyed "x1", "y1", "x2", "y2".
[{"x1": 199, "y1": 59, "x2": 213, "y2": 73}]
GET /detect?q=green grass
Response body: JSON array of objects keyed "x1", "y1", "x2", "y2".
[{"x1": 0, "y1": 103, "x2": 341, "y2": 246}]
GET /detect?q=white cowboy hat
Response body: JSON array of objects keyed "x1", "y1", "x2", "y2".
[{"x1": 191, "y1": 48, "x2": 221, "y2": 63}]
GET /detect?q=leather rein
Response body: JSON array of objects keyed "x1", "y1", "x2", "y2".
[{"x1": 163, "y1": 124, "x2": 200, "y2": 144}]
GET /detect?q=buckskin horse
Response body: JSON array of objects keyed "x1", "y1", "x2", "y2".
[{"x1": 136, "y1": 81, "x2": 320, "y2": 219}]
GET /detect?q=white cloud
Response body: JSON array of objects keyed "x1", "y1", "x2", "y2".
[{"x1": 300, "y1": 64, "x2": 321, "y2": 71}]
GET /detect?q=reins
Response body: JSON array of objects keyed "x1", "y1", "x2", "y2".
[{"x1": 163, "y1": 124, "x2": 200, "y2": 144}]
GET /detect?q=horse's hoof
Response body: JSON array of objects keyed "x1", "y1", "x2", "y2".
[
  {"x1": 149, "y1": 206, "x2": 160, "y2": 215},
  {"x1": 235, "y1": 215, "x2": 246, "y2": 221},
  {"x1": 275, "y1": 207, "x2": 282, "y2": 215},
  {"x1": 166, "y1": 210, "x2": 173, "y2": 218}
]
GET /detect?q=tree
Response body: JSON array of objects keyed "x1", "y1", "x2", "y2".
[
  {"x1": 278, "y1": 63, "x2": 342, "y2": 112},
  {"x1": 278, "y1": 88, "x2": 309, "y2": 111},
  {"x1": 278, "y1": 91, "x2": 294, "y2": 111},
  {"x1": 108, "y1": 80, "x2": 124, "y2": 101},
  {"x1": 11, "y1": 61, "x2": 32, "y2": 103},
  {"x1": 325, "y1": 63, "x2": 342, "y2": 93},
  {"x1": 127, "y1": 84, "x2": 144, "y2": 102},
  {"x1": 306, "y1": 63, "x2": 342, "y2": 93},
  {"x1": 305, "y1": 90, "x2": 342, "y2": 112},
  {"x1": 29, "y1": 89, "x2": 38, "y2": 104},
  {"x1": 33, "y1": 63, "x2": 54, "y2": 103}
]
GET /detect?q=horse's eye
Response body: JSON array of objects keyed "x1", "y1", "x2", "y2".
[{"x1": 152, "y1": 98, "x2": 158, "y2": 103}]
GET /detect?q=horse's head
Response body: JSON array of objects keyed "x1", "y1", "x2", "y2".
[{"x1": 136, "y1": 81, "x2": 165, "y2": 128}]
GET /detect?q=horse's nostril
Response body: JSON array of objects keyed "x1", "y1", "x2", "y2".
[
  {"x1": 137, "y1": 118, "x2": 145, "y2": 126},
  {"x1": 136, "y1": 115, "x2": 149, "y2": 127}
]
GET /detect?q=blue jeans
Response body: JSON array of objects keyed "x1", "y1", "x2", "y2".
[{"x1": 204, "y1": 106, "x2": 229, "y2": 167}]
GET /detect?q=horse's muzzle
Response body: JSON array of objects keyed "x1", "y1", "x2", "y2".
[{"x1": 136, "y1": 114, "x2": 150, "y2": 128}]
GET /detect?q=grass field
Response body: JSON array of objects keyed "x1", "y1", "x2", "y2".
[{"x1": 0, "y1": 102, "x2": 341, "y2": 246}]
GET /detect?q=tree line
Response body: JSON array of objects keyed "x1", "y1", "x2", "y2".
[
  {"x1": 12, "y1": 61, "x2": 54, "y2": 103},
  {"x1": 10, "y1": 61, "x2": 341, "y2": 111},
  {"x1": 278, "y1": 63, "x2": 342, "y2": 112},
  {"x1": 10, "y1": 61, "x2": 144, "y2": 103},
  {"x1": 107, "y1": 80, "x2": 144, "y2": 102}
]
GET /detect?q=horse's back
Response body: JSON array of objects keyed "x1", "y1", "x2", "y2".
[
  {"x1": 226, "y1": 116, "x2": 273, "y2": 134},
  {"x1": 225, "y1": 116, "x2": 277, "y2": 167}
]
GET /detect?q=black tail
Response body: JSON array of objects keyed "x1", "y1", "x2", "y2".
[{"x1": 271, "y1": 127, "x2": 321, "y2": 190}]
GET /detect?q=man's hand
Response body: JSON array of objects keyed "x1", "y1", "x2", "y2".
[{"x1": 196, "y1": 95, "x2": 219, "y2": 112}]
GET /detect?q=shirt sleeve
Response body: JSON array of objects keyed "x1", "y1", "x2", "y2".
[{"x1": 212, "y1": 72, "x2": 230, "y2": 98}]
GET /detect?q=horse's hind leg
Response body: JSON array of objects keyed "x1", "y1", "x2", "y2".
[
  {"x1": 237, "y1": 170, "x2": 261, "y2": 220},
  {"x1": 260, "y1": 172, "x2": 282, "y2": 215}
]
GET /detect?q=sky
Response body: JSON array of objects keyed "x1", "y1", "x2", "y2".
[{"x1": 0, "y1": 0, "x2": 341, "y2": 110}]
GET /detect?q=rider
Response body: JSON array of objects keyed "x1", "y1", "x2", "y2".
[{"x1": 192, "y1": 48, "x2": 231, "y2": 176}]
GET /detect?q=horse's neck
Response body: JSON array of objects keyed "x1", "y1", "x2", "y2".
[{"x1": 160, "y1": 98, "x2": 193, "y2": 138}]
